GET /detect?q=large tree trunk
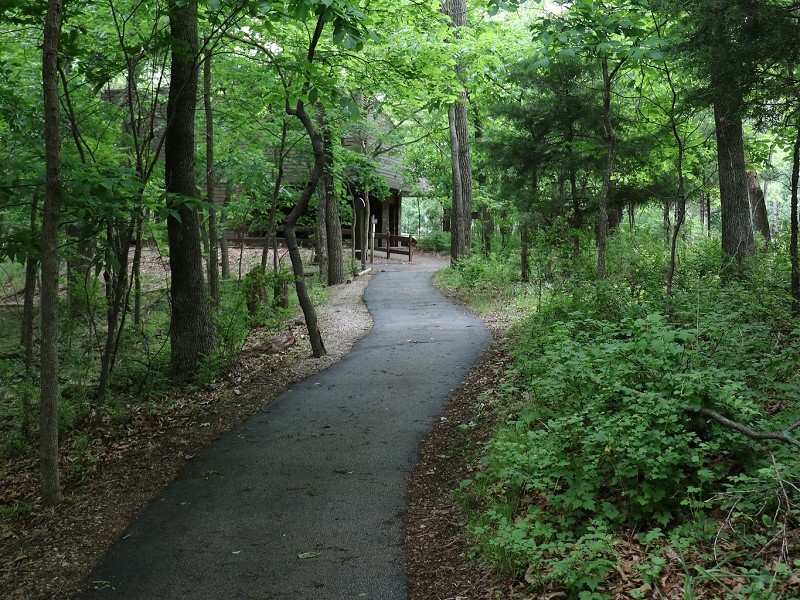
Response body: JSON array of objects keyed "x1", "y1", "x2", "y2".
[
  {"x1": 444, "y1": 0, "x2": 473, "y2": 264},
  {"x1": 204, "y1": 43, "x2": 220, "y2": 307},
  {"x1": 40, "y1": 0, "x2": 63, "y2": 507},
  {"x1": 747, "y1": 171, "x2": 771, "y2": 245},
  {"x1": 166, "y1": 0, "x2": 215, "y2": 380},
  {"x1": 321, "y1": 119, "x2": 343, "y2": 284},
  {"x1": 713, "y1": 100, "x2": 755, "y2": 267}
]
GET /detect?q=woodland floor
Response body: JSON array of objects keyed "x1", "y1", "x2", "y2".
[{"x1": 1, "y1": 250, "x2": 511, "y2": 600}]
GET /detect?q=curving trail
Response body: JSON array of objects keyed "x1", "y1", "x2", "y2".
[{"x1": 80, "y1": 262, "x2": 489, "y2": 600}]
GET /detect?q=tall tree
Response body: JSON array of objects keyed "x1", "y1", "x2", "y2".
[
  {"x1": 166, "y1": 0, "x2": 215, "y2": 379},
  {"x1": 204, "y1": 41, "x2": 220, "y2": 307},
  {"x1": 443, "y1": 0, "x2": 474, "y2": 264},
  {"x1": 40, "y1": 0, "x2": 64, "y2": 507}
]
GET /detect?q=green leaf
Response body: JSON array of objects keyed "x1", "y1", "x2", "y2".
[{"x1": 297, "y1": 551, "x2": 320, "y2": 559}]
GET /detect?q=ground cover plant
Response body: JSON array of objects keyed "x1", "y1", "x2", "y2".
[{"x1": 442, "y1": 226, "x2": 800, "y2": 599}]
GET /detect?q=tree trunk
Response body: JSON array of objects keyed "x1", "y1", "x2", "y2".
[
  {"x1": 20, "y1": 188, "x2": 40, "y2": 439},
  {"x1": 596, "y1": 57, "x2": 616, "y2": 280},
  {"x1": 317, "y1": 182, "x2": 329, "y2": 286},
  {"x1": 520, "y1": 221, "x2": 530, "y2": 283},
  {"x1": 21, "y1": 188, "x2": 40, "y2": 376},
  {"x1": 132, "y1": 214, "x2": 144, "y2": 326},
  {"x1": 204, "y1": 42, "x2": 220, "y2": 307},
  {"x1": 713, "y1": 100, "x2": 755, "y2": 267},
  {"x1": 447, "y1": 105, "x2": 463, "y2": 266},
  {"x1": 747, "y1": 171, "x2": 771, "y2": 245},
  {"x1": 322, "y1": 122, "x2": 343, "y2": 284},
  {"x1": 96, "y1": 220, "x2": 135, "y2": 402},
  {"x1": 444, "y1": 0, "x2": 473, "y2": 264},
  {"x1": 40, "y1": 0, "x2": 64, "y2": 507},
  {"x1": 220, "y1": 184, "x2": 231, "y2": 279},
  {"x1": 284, "y1": 97, "x2": 327, "y2": 357},
  {"x1": 166, "y1": 0, "x2": 215, "y2": 380},
  {"x1": 790, "y1": 112, "x2": 800, "y2": 309}
]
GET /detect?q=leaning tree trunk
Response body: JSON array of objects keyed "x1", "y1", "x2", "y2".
[
  {"x1": 285, "y1": 93, "x2": 328, "y2": 357},
  {"x1": 166, "y1": 0, "x2": 215, "y2": 380},
  {"x1": 40, "y1": 0, "x2": 63, "y2": 507},
  {"x1": 204, "y1": 43, "x2": 220, "y2": 307},
  {"x1": 713, "y1": 99, "x2": 755, "y2": 269},
  {"x1": 747, "y1": 171, "x2": 771, "y2": 245}
]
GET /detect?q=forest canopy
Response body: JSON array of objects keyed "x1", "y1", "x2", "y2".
[{"x1": 2, "y1": 0, "x2": 800, "y2": 597}]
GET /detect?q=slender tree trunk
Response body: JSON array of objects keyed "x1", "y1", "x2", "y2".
[
  {"x1": 166, "y1": 0, "x2": 215, "y2": 380},
  {"x1": 204, "y1": 43, "x2": 220, "y2": 307},
  {"x1": 790, "y1": 112, "x2": 800, "y2": 309},
  {"x1": 284, "y1": 99, "x2": 326, "y2": 357},
  {"x1": 40, "y1": 0, "x2": 64, "y2": 507},
  {"x1": 96, "y1": 221, "x2": 134, "y2": 402},
  {"x1": 747, "y1": 171, "x2": 771, "y2": 245},
  {"x1": 473, "y1": 107, "x2": 491, "y2": 255},
  {"x1": 20, "y1": 188, "x2": 40, "y2": 440},
  {"x1": 713, "y1": 99, "x2": 755, "y2": 268},
  {"x1": 520, "y1": 221, "x2": 530, "y2": 283},
  {"x1": 132, "y1": 214, "x2": 144, "y2": 326},
  {"x1": 317, "y1": 181, "x2": 329, "y2": 285},
  {"x1": 597, "y1": 57, "x2": 616, "y2": 280},
  {"x1": 447, "y1": 105, "x2": 463, "y2": 266},
  {"x1": 262, "y1": 119, "x2": 288, "y2": 275},
  {"x1": 220, "y1": 184, "x2": 231, "y2": 279},
  {"x1": 21, "y1": 188, "x2": 40, "y2": 376}
]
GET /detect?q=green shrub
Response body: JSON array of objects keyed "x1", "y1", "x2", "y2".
[{"x1": 416, "y1": 230, "x2": 450, "y2": 252}]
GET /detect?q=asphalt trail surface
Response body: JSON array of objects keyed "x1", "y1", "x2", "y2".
[{"x1": 80, "y1": 264, "x2": 490, "y2": 600}]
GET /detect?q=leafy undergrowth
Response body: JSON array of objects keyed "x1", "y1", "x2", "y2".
[{"x1": 434, "y1": 234, "x2": 800, "y2": 599}]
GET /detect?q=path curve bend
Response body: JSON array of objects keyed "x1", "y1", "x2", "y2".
[{"x1": 81, "y1": 263, "x2": 489, "y2": 599}]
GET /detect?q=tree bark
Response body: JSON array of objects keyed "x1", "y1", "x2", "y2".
[
  {"x1": 220, "y1": 184, "x2": 231, "y2": 279},
  {"x1": 166, "y1": 0, "x2": 215, "y2": 380},
  {"x1": 40, "y1": 0, "x2": 64, "y2": 507},
  {"x1": 596, "y1": 57, "x2": 616, "y2": 280},
  {"x1": 447, "y1": 105, "x2": 463, "y2": 266},
  {"x1": 322, "y1": 122, "x2": 343, "y2": 284},
  {"x1": 520, "y1": 221, "x2": 530, "y2": 283},
  {"x1": 444, "y1": 0, "x2": 473, "y2": 264},
  {"x1": 317, "y1": 178, "x2": 329, "y2": 286},
  {"x1": 21, "y1": 188, "x2": 40, "y2": 377},
  {"x1": 713, "y1": 99, "x2": 755, "y2": 267},
  {"x1": 284, "y1": 98, "x2": 326, "y2": 357},
  {"x1": 790, "y1": 111, "x2": 800, "y2": 309},
  {"x1": 747, "y1": 171, "x2": 771, "y2": 245},
  {"x1": 204, "y1": 42, "x2": 220, "y2": 307}
]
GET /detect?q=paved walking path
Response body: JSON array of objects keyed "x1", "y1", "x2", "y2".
[{"x1": 81, "y1": 263, "x2": 489, "y2": 599}]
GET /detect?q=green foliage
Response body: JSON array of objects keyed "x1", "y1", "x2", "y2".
[
  {"x1": 416, "y1": 230, "x2": 450, "y2": 253},
  {"x1": 460, "y1": 226, "x2": 800, "y2": 596}
]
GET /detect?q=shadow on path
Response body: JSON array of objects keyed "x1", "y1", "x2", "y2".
[{"x1": 79, "y1": 263, "x2": 489, "y2": 600}]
